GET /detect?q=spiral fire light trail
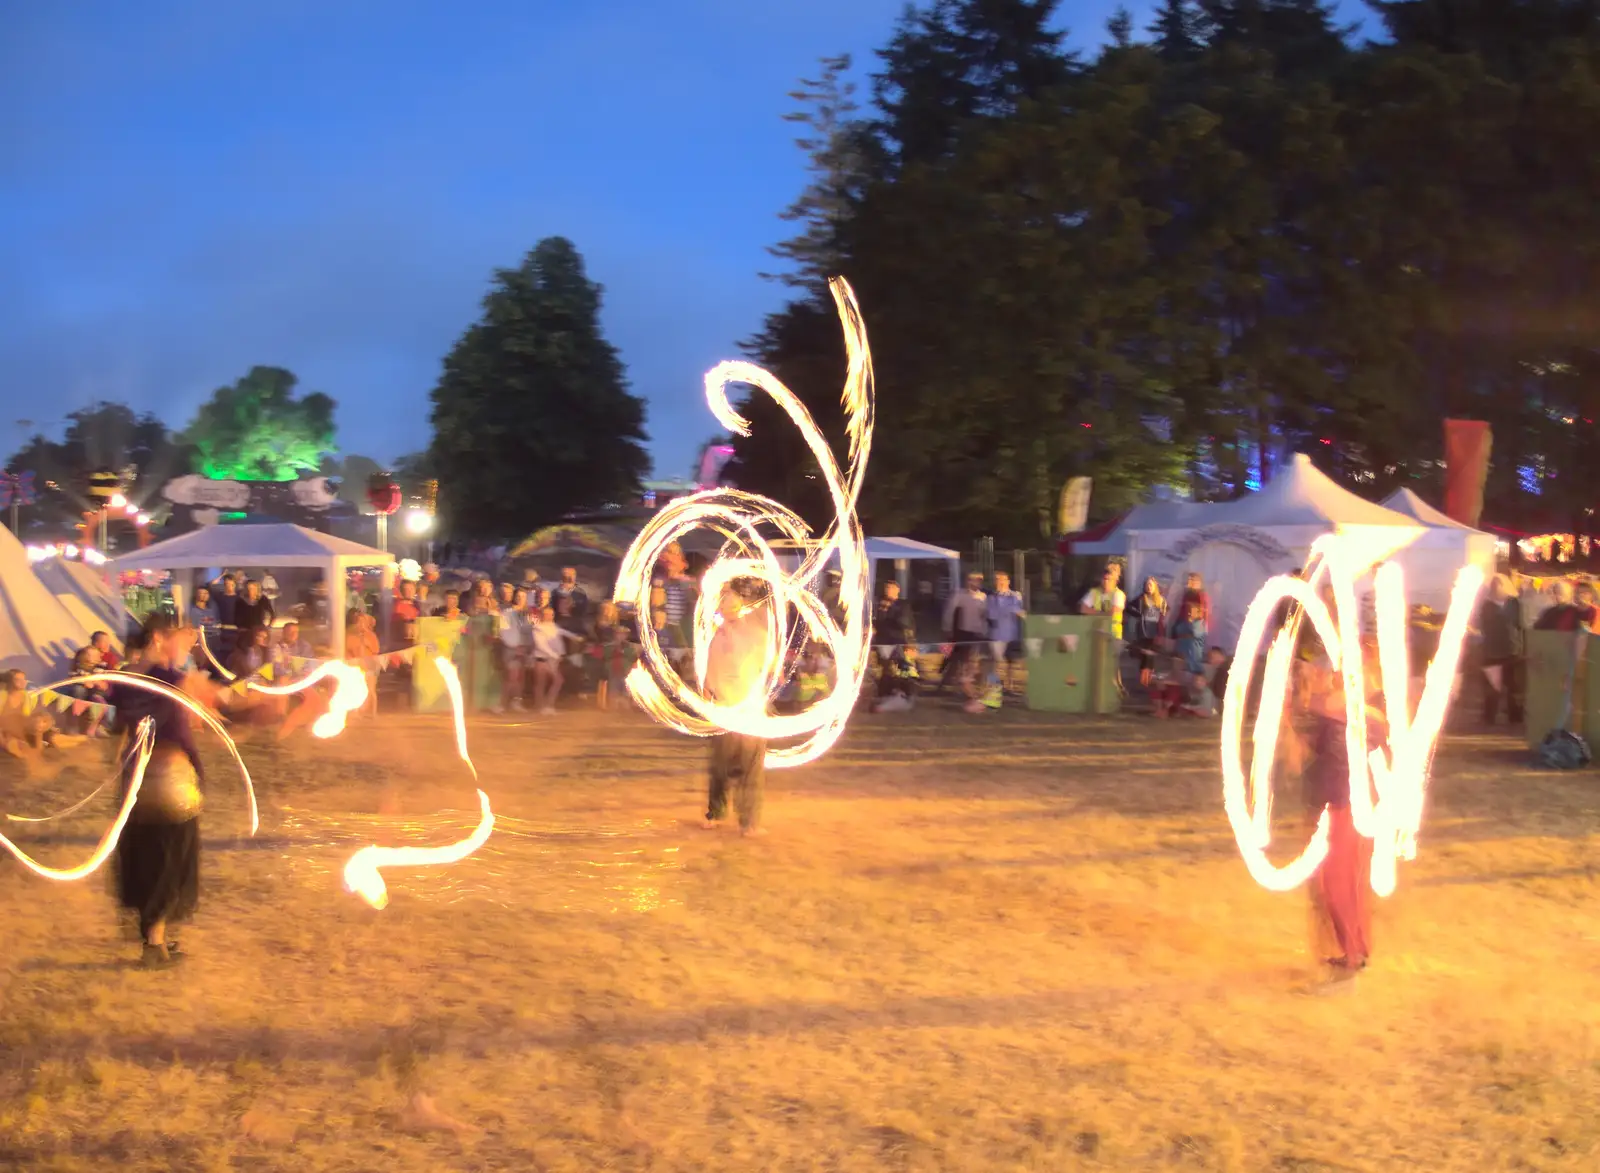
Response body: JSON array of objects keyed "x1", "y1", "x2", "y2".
[
  {"x1": 614, "y1": 276, "x2": 874, "y2": 769},
  {"x1": 1221, "y1": 535, "x2": 1484, "y2": 895}
]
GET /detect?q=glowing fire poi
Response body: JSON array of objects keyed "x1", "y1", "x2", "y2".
[
  {"x1": 1221, "y1": 535, "x2": 1484, "y2": 897},
  {"x1": 614, "y1": 276, "x2": 873, "y2": 768}
]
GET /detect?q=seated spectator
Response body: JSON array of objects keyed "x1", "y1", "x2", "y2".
[
  {"x1": 274, "y1": 621, "x2": 315, "y2": 679},
  {"x1": 872, "y1": 645, "x2": 920, "y2": 712},
  {"x1": 63, "y1": 646, "x2": 111, "y2": 737},
  {"x1": 89, "y1": 630, "x2": 122, "y2": 671},
  {"x1": 228, "y1": 626, "x2": 272, "y2": 681},
  {"x1": 0, "y1": 669, "x2": 57, "y2": 756}
]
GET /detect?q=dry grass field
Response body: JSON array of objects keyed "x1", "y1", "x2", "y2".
[{"x1": 0, "y1": 701, "x2": 1597, "y2": 1172}]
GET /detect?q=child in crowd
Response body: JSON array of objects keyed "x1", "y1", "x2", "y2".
[
  {"x1": 1, "y1": 669, "x2": 58, "y2": 757},
  {"x1": 872, "y1": 645, "x2": 920, "y2": 713}
]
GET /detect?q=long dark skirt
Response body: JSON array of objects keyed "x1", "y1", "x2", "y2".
[
  {"x1": 1310, "y1": 805, "x2": 1372, "y2": 969},
  {"x1": 115, "y1": 819, "x2": 201, "y2": 937}
]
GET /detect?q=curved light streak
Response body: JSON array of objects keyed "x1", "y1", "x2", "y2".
[
  {"x1": 0, "y1": 718, "x2": 153, "y2": 880},
  {"x1": 613, "y1": 275, "x2": 874, "y2": 769},
  {"x1": 342, "y1": 788, "x2": 495, "y2": 911},
  {"x1": 31, "y1": 669, "x2": 260, "y2": 836},
  {"x1": 1221, "y1": 536, "x2": 1483, "y2": 896}
]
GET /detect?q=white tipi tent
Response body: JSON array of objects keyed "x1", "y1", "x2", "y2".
[
  {"x1": 1380, "y1": 487, "x2": 1498, "y2": 608},
  {"x1": 33, "y1": 557, "x2": 131, "y2": 649},
  {"x1": 0, "y1": 527, "x2": 92, "y2": 683},
  {"x1": 1114, "y1": 454, "x2": 1424, "y2": 649}
]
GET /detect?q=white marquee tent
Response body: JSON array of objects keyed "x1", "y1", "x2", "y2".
[
  {"x1": 1379, "y1": 487, "x2": 1498, "y2": 606},
  {"x1": 1086, "y1": 454, "x2": 1425, "y2": 649},
  {"x1": 107, "y1": 523, "x2": 395, "y2": 656},
  {"x1": 771, "y1": 536, "x2": 964, "y2": 599},
  {"x1": 0, "y1": 525, "x2": 92, "y2": 682},
  {"x1": 34, "y1": 557, "x2": 132, "y2": 647}
]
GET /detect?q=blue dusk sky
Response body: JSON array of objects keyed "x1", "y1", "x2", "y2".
[{"x1": 1, "y1": 1, "x2": 1352, "y2": 480}]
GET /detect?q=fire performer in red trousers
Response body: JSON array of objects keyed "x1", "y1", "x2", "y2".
[{"x1": 1289, "y1": 657, "x2": 1386, "y2": 992}]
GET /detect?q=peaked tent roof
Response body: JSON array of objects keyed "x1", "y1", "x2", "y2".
[
  {"x1": 34, "y1": 558, "x2": 131, "y2": 644},
  {"x1": 107, "y1": 522, "x2": 393, "y2": 571},
  {"x1": 1380, "y1": 487, "x2": 1479, "y2": 531},
  {"x1": 863, "y1": 536, "x2": 961, "y2": 561},
  {"x1": 1210, "y1": 453, "x2": 1421, "y2": 529},
  {"x1": 0, "y1": 525, "x2": 91, "y2": 682}
]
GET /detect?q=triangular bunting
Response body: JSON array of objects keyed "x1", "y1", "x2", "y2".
[
  {"x1": 1061, "y1": 634, "x2": 1079, "y2": 655},
  {"x1": 54, "y1": 692, "x2": 72, "y2": 713},
  {"x1": 232, "y1": 680, "x2": 249, "y2": 695},
  {"x1": 70, "y1": 700, "x2": 88, "y2": 718},
  {"x1": 876, "y1": 645, "x2": 892, "y2": 659},
  {"x1": 1025, "y1": 637, "x2": 1043, "y2": 659},
  {"x1": 259, "y1": 663, "x2": 275, "y2": 682}
]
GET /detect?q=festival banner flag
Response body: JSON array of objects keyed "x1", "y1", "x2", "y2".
[
  {"x1": 1443, "y1": 419, "x2": 1492, "y2": 528},
  {"x1": 259, "y1": 664, "x2": 275, "y2": 682},
  {"x1": 232, "y1": 680, "x2": 249, "y2": 695},
  {"x1": 1061, "y1": 634, "x2": 1079, "y2": 655},
  {"x1": 54, "y1": 692, "x2": 72, "y2": 713},
  {"x1": 70, "y1": 700, "x2": 88, "y2": 718}
]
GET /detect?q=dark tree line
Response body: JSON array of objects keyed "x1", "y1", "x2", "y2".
[{"x1": 731, "y1": 0, "x2": 1600, "y2": 547}]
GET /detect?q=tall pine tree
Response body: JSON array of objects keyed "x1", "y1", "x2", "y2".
[{"x1": 428, "y1": 238, "x2": 649, "y2": 539}]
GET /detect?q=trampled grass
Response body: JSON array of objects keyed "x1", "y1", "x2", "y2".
[{"x1": 0, "y1": 704, "x2": 1597, "y2": 1171}]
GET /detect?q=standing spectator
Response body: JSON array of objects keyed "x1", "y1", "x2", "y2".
[
  {"x1": 554, "y1": 567, "x2": 590, "y2": 622},
  {"x1": 1478, "y1": 574, "x2": 1525, "y2": 725},
  {"x1": 456, "y1": 595, "x2": 501, "y2": 714},
  {"x1": 1130, "y1": 576, "x2": 1168, "y2": 689},
  {"x1": 188, "y1": 586, "x2": 218, "y2": 637},
  {"x1": 590, "y1": 600, "x2": 625, "y2": 710},
  {"x1": 986, "y1": 571, "x2": 1027, "y2": 694},
  {"x1": 261, "y1": 571, "x2": 280, "y2": 603},
  {"x1": 1173, "y1": 571, "x2": 1210, "y2": 633},
  {"x1": 345, "y1": 611, "x2": 381, "y2": 719},
  {"x1": 499, "y1": 588, "x2": 532, "y2": 711},
  {"x1": 529, "y1": 606, "x2": 581, "y2": 715},
  {"x1": 1080, "y1": 564, "x2": 1128, "y2": 695},
  {"x1": 213, "y1": 574, "x2": 240, "y2": 661},
  {"x1": 938, "y1": 573, "x2": 988, "y2": 694},
  {"x1": 234, "y1": 579, "x2": 274, "y2": 635},
  {"x1": 433, "y1": 589, "x2": 463, "y2": 620},
  {"x1": 659, "y1": 543, "x2": 697, "y2": 646},
  {"x1": 874, "y1": 579, "x2": 915, "y2": 646},
  {"x1": 392, "y1": 580, "x2": 422, "y2": 644}
]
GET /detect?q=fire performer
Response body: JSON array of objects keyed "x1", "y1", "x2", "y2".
[
  {"x1": 1293, "y1": 657, "x2": 1387, "y2": 990},
  {"x1": 701, "y1": 583, "x2": 773, "y2": 836},
  {"x1": 106, "y1": 615, "x2": 209, "y2": 968}
]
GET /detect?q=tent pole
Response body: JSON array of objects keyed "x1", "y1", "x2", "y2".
[{"x1": 328, "y1": 558, "x2": 347, "y2": 661}]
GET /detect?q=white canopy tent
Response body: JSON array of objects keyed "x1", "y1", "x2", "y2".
[
  {"x1": 769, "y1": 536, "x2": 963, "y2": 600},
  {"x1": 1380, "y1": 487, "x2": 1498, "y2": 608},
  {"x1": 0, "y1": 524, "x2": 92, "y2": 682},
  {"x1": 862, "y1": 536, "x2": 963, "y2": 599},
  {"x1": 34, "y1": 557, "x2": 132, "y2": 648},
  {"x1": 1094, "y1": 455, "x2": 1424, "y2": 649},
  {"x1": 107, "y1": 523, "x2": 395, "y2": 657}
]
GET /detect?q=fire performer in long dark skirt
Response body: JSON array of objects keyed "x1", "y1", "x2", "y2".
[
  {"x1": 107, "y1": 615, "x2": 208, "y2": 969},
  {"x1": 1301, "y1": 661, "x2": 1386, "y2": 990}
]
